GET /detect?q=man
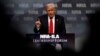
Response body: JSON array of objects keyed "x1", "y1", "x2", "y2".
[{"x1": 34, "y1": 3, "x2": 66, "y2": 51}]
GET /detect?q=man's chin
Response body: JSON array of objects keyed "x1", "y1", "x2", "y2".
[{"x1": 48, "y1": 15, "x2": 54, "y2": 17}]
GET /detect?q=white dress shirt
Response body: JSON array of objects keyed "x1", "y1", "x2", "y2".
[{"x1": 48, "y1": 16, "x2": 55, "y2": 33}]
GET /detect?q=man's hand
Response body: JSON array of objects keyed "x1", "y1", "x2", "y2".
[{"x1": 35, "y1": 19, "x2": 41, "y2": 30}]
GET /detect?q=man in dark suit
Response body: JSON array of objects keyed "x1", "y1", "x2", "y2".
[
  {"x1": 34, "y1": 3, "x2": 66, "y2": 51},
  {"x1": 34, "y1": 14, "x2": 66, "y2": 34}
]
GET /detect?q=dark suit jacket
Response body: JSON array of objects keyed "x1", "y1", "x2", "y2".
[{"x1": 34, "y1": 14, "x2": 66, "y2": 35}]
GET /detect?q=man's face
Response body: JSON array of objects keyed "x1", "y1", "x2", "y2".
[{"x1": 46, "y1": 6, "x2": 56, "y2": 17}]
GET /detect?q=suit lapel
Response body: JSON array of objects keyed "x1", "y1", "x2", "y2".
[
  {"x1": 45, "y1": 15, "x2": 48, "y2": 33},
  {"x1": 55, "y1": 15, "x2": 58, "y2": 34}
]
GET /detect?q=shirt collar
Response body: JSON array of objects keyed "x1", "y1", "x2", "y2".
[{"x1": 48, "y1": 15, "x2": 55, "y2": 19}]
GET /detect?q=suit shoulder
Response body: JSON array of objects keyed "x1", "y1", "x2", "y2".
[
  {"x1": 38, "y1": 14, "x2": 47, "y2": 18},
  {"x1": 56, "y1": 14, "x2": 64, "y2": 19}
]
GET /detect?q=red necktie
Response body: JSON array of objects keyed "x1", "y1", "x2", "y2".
[{"x1": 49, "y1": 17, "x2": 53, "y2": 34}]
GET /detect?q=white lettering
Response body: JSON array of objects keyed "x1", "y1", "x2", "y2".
[{"x1": 40, "y1": 34, "x2": 59, "y2": 38}]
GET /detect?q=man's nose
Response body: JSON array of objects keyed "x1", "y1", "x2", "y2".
[
  {"x1": 49, "y1": 11, "x2": 53, "y2": 14},
  {"x1": 49, "y1": 10, "x2": 52, "y2": 13}
]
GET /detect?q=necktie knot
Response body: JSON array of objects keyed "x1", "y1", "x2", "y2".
[{"x1": 50, "y1": 17, "x2": 53, "y2": 19}]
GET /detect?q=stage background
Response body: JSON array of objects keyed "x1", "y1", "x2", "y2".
[{"x1": 1, "y1": 0, "x2": 100, "y2": 51}]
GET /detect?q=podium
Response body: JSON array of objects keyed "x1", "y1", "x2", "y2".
[{"x1": 26, "y1": 33, "x2": 75, "y2": 49}]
